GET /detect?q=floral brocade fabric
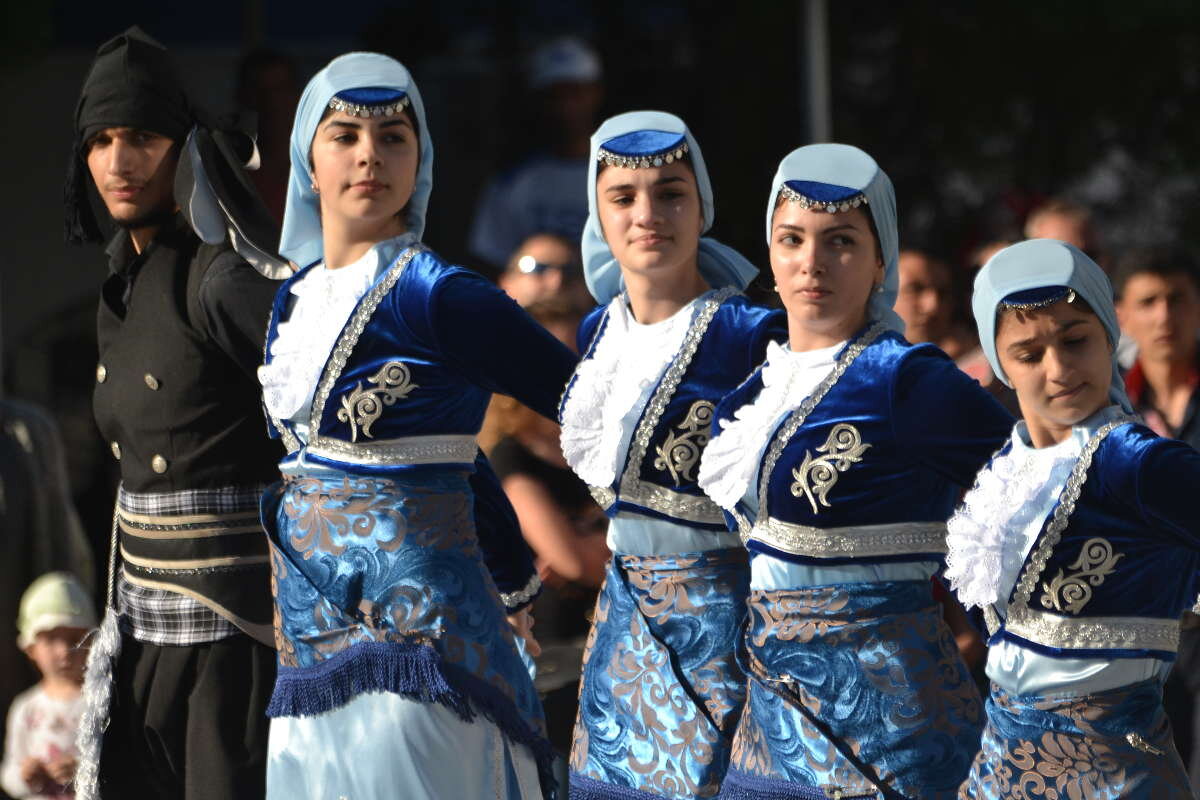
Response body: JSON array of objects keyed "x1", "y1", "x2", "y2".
[
  {"x1": 569, "y1": 548, "x2": 751, "y2": 799},
  {"x1": 262, "y1": 473, "x2": 552, "y2": 781},
  {"x1": 958, "y1": 679, "x2": 1191, "y2": 800},
  {"x1": 721, "y1": 581, "x2": 983, "y2": 800}
]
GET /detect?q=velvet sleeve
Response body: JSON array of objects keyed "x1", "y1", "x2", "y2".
[
  {"x1": 1135, "y1": 436, "x2": 1200, "y2": 551},
  {"x1": 576, "y1": 305, "x2": 607, "y2": 356},
  {"x1": 891, "y1": 347, "x2": 1014, "y2": 488},
  {"x1": 744, "y1": 307, "x2": 787, "y2": 374},
  {"x1": 195, "y1": 250, "x2": 282, "y2": 379},
  {"x1": 470, "y1": 449, "x2": 540, "y2": 612},
  {"x1": 428, "y1": 270, "x2": 578, "y2": 421}
]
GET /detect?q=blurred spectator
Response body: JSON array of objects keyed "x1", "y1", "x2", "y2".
[
  {"x1": 896, "y1": 249, "x2": 988, "y2": 379},
  {"x1": 1023, "y1": 197, "x2": 1096, "y2": 256},
  {"x1": 486, "y1": 298, "x2": 608, "y2": 755},
  {"x1": 896, "y1": 249, "x2": 1019, "y2": 414},
  {"x1": 897, "y1": 249, "x2": 1002, "y2": 676},
  {"x1": 235, "y1": 48, "x2": 301, "y2": 224},
  {"x1": 468, "y1": 36, "x2": 603, "y2": 272},
  {"x1": 967, "y1": 239, "x2": 1014, "y2": 276},
  {"x1": 1, "y1": 573, "x2": 95, "y2": 799},
  {"x1": 1115, "y1": 246, "x2": 1200, "y2": 448},
  {"x1": 1113, "y1": 245, "x2": 1200, "y2": 789},
  {"x1": 499, "y1": 232, "x2": 590, "y2": 309},
  {"x1": 0, "y1": 396, "x2": 95, "y2": 792}
]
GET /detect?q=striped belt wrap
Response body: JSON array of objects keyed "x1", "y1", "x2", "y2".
[{"x1": 118, "y1": 497, "x2": 273, "y2": 646}]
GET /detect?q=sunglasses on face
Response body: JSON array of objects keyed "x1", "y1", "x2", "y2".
[{"x1": 516, "y1": 255, "x2": 572, "y2": 275}]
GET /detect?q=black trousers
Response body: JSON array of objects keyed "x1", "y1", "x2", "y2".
[{"x1": 98, "y1": 632, "x2": 274, "y2": 800}]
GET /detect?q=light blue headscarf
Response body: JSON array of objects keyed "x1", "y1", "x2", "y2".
[
  {"x1": 972, "y1": 238, "x2": 1133, "y2": 413},
  {"x1": 766, "y1": 143, "x2": 904, "y2": 334},
  {"x1": 279, "y1": 52, "x2": 433, "y2": 268},
  {"x1": 582, "y1": 110, "x2": 758, "y2": 304}
]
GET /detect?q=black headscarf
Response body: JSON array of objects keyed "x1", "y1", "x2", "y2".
[{"x1": 65, "y1": 26, "x2": 194, "y2": 244}]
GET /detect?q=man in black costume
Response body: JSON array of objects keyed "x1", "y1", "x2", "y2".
[{"x1": 64, "y1": 27, "x2": 284, "y2": 799}]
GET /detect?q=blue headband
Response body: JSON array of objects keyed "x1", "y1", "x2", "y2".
[
  {"x1": 767, "y1": 144, "x2": 904, "y2": 334},
  {"x1": 972, "y1": 238, "x2": 1133, "y2": 413},
  {"x1": 581, "y1": 110, "x2": 758, "y2": 304},
  {"x1": 279, "y1": 53, "x2": 433, "y2": 267}
]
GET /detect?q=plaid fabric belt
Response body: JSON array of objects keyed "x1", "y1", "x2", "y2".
[{"x1": 117, "y1": 485, "x2": 273, "y2": 647}]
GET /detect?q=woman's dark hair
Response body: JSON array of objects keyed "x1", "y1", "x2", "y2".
[
  {"x1": 771, "y1": 190, "x2": 883, "y2": 262},
  {"x1": 998, "y1": 290, "x2": 1097, "y2": 320},
  {"x1": 595, "y1": 150, "x2": 693, "y2": 177},
  {"x1": 314, "y1": 101, "x2": 420, "y2": 138}
]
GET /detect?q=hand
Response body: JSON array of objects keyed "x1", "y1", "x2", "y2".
[
  {"x1": 20, "y1": 757, "x2": 50, "y2": 792},
  {"x1": 506, "y1": 607, "x2": 542, "y2": 659},
  {"x1": 45, "y1": 755, "x2": 77, "y2": 785}
]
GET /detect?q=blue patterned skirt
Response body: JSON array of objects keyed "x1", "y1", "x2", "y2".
[
  {"x1": 958, "y1": 678, "x2": 1191, "y2": 799},
  {"x1": 262, "y1": 473, "x2": 553, "y2": 795},
  {"x1": 569, "y1": 548, "x2": 751, "y2": 799},
  {"x1": 720, "y1": 580, "x2": 983, "y2": 800}
]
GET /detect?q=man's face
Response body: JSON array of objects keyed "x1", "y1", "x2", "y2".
[
  {"x1": 1117, "y1": 271, "x2": 1200, "y2": 365},
  {"x1": 85, "y1": 127, "x2": 178, "y2": 228}
]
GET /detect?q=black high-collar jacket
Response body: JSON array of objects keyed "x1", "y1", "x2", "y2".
[{"x1": 94, "y1": 215, "x2": 282, "y2": 493}]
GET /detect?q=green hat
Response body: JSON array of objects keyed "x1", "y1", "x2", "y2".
[{"x1": 18, "y1": 572, "x2": 97, "y2": 648}]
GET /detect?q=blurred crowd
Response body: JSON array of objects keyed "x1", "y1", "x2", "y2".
[{"x1": 3, "y1": 30, "x2": 1200, "y2": 798}]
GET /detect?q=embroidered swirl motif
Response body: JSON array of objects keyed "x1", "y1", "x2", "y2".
[
  {"x1": 752, "y1": 324, "x2": 885, "y2": 537},
  {"x1": 960, "y1": 684, "x2": 1188, "y2": 797},
  {"x1": 1039, "y1": 537, "x2": 1125, "y2": 614},
  {"x1": 618, "y1": 288, "x2": 736, "y2": 525},
  {"x1": 309, "y1": 246, "x2": 420, "y2": 447},
  {"x1": 788, "y1": 423, "x2": 871, "y2": 514},
  {"x1": 653, "y1": 400, "x2": 715, "y2": 485},
  {"x1": 571, "y1": 552, "x2": 748, "y2": 796},
  {"x1": 997, "y1": 416, "x2": 1135, "y2": 637},
  {"x1": 336, "y1": 361, "x2": 418, "y2": 442}
]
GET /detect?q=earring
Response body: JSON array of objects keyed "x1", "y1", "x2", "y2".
[
  {"x1": 310, "y1": 181, "x2": 319, "y2": 193},
  {"x1": 873, "y1": 283, "x2": 884, "y2": 294},
  {"x1": 772, "y1": 285, "x2": 780, "y2": 293}
]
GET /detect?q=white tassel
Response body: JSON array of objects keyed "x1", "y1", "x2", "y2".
[{"x1": 73, "y1": 606, "x2": 122, "y2": 799}]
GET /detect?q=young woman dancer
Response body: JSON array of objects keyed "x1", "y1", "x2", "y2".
[
  {"x1": 948, "y1": 238, "x2": 1200, "y2": 798},
  {"x1": 255, "y1": 53, "x2": 577, "y2": 798},
  {"x1": 697, "y1": 143, "x2": 1013, "y2": 799},
  {"x1": 560, "y1": 111, "x2": 787, "y2": 800}
]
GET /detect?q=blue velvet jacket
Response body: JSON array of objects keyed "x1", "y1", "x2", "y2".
[
  {"x1": 986, "y1": 421, "x2": 1200, "y2": 661},
  {"x1": 713, "y1": 324, "x2": 1013, "y2": 565},
  {"x1": 560, "y1": 289, "x2": 787, "y2": 531},
  {"x1": 263, "y1": 245, "x2": 578, "y2": 609}
]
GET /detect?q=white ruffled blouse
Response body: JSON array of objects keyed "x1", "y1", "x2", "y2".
[
  {"x1": 945, "y1": 406, "x2": 1164, "y2": 695},
  {"x1": 698, "y1": 338, "x2": 845, "y2": 511},
  {"x1": 560, "y1": 293, "x2": 703, "y2": 488},
  {"x1": 943, "y1": 419, "x2": 1084, "y2": 613},
  {"x1": 258, "y1": 234, "x2": 417, "y2": 435}
]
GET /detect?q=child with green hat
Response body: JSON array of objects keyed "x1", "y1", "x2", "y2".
[{"x1": 1, "y1": 573, "x2": 95, "y2": 798}]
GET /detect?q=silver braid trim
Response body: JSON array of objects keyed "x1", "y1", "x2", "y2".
[
  {"x1": 499, "y1": 574, "x2": 542, "y2": 611},
  {"x1": 751, "y1": 324, "x2": 886, "y2": 536}
]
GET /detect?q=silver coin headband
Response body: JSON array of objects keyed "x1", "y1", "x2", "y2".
[
  {"x1": 596, "y1": 142, "x2": 689, "y2": 169},
  {"x1": 778, "y1": 183, "x2": 869, "y2": 213},
  {"x1": 327, "y1": 95, "x2": 411, "y2": 118},
  {"x1": 1000, "y1": 288, "x2": 1077, "y2": 311}
]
